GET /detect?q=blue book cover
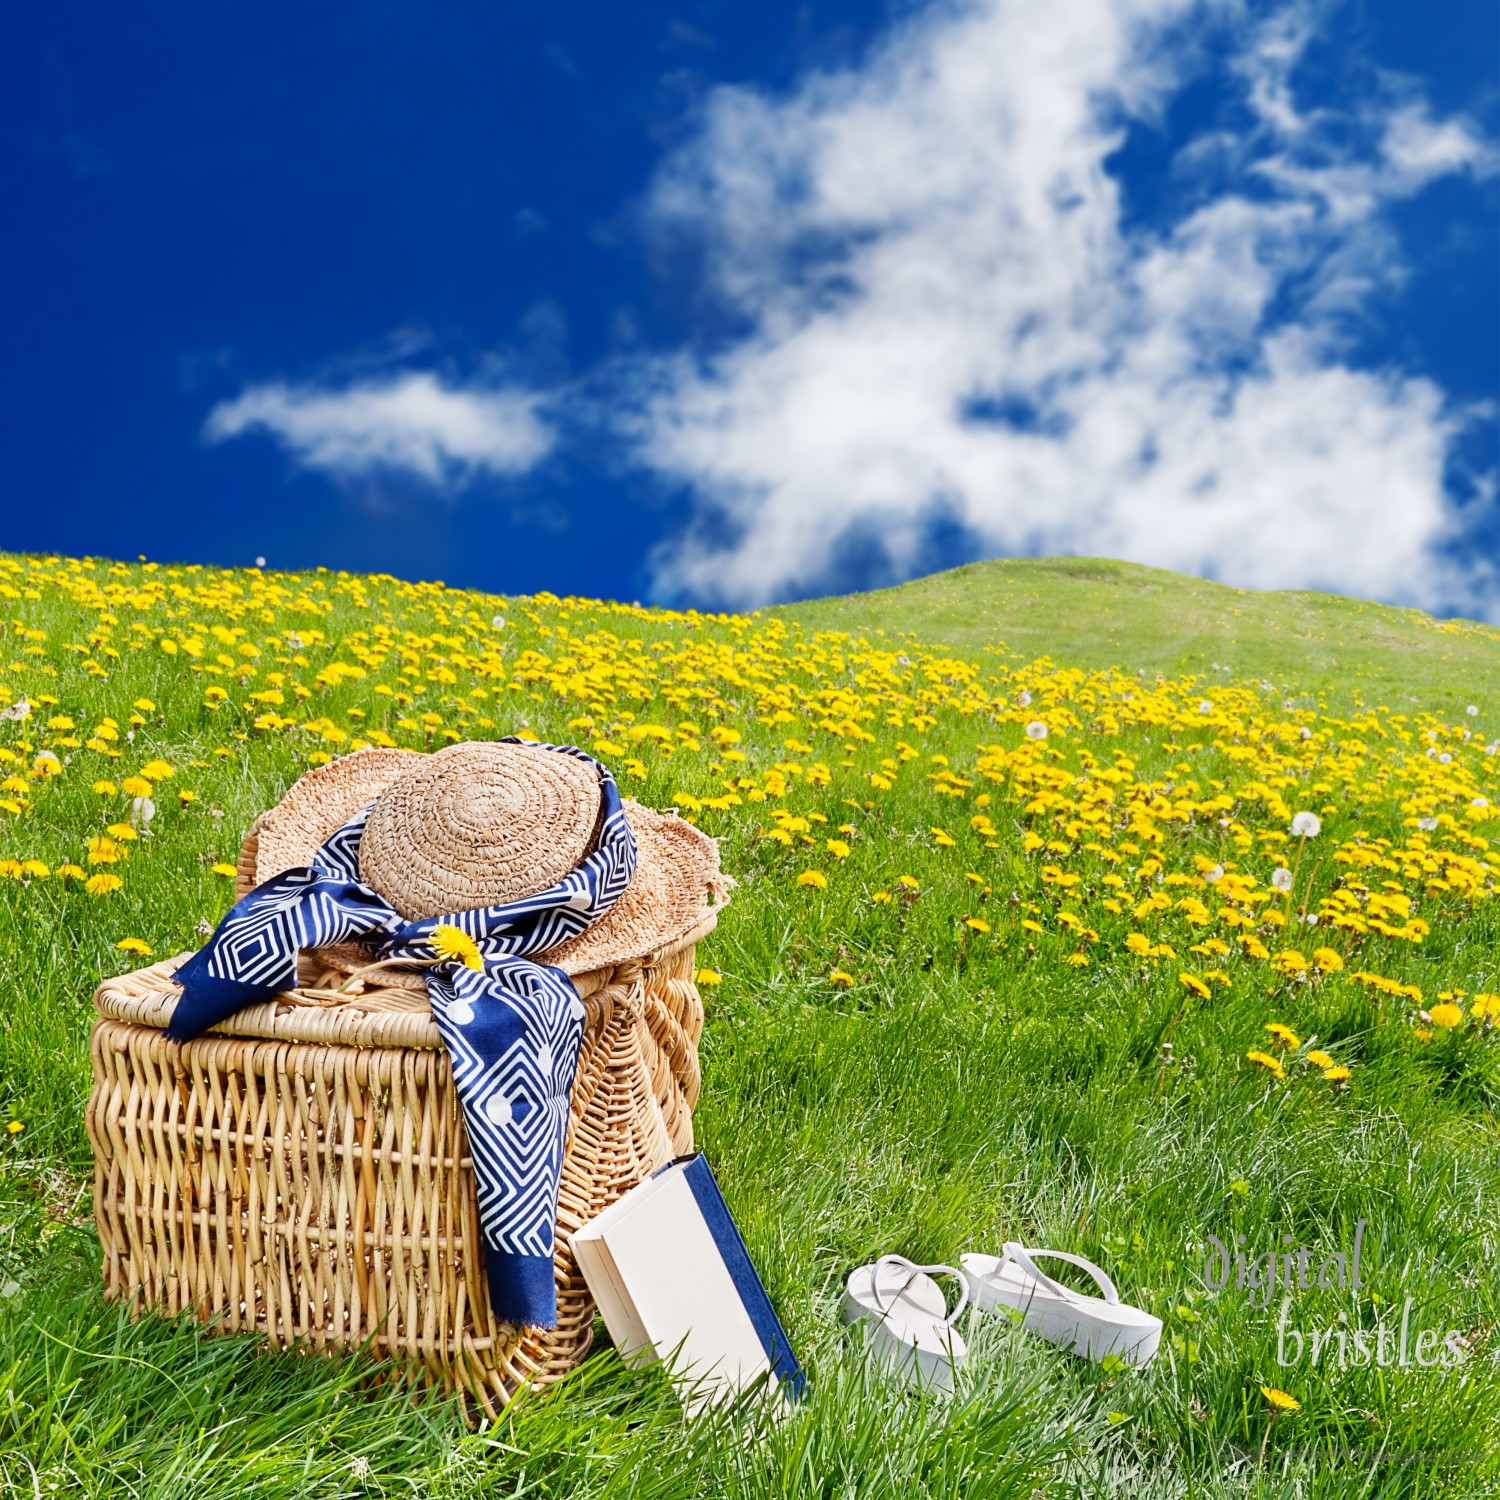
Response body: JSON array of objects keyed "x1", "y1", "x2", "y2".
[{"x1": 655, "y1": 1152, "x2": 807, "y2": 1401}]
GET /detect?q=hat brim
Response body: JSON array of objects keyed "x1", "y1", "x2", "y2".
[{"x1": 240, "y1": 747, "x2": 728, "y2": 976}]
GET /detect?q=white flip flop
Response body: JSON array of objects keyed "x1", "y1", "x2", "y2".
[
  {"x1": 961, "y1": 1242, "x2": 1161, "y2": 1367},
  {"x1": 841, "y1": 1254, "x2": 969, "y2": 1391}
]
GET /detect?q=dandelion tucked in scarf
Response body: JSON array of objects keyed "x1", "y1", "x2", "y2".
[{"x1": 167, "y1": 740, "x2": 636, "y2": 1331}]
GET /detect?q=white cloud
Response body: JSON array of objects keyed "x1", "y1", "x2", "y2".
[
  {"x1": 627, "y1": 0, "x2": 1494, "y2": 611},
  {"x1": 205, "y1": 371, "x2": 553, "y2": 484}
]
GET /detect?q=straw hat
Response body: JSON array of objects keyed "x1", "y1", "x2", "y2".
[{"x1": 243, "y1": 742, "x2": 728, "y2": 976}]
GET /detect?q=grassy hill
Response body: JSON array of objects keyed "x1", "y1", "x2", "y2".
[
  {"x1": 1, "y1": 550, "x2": 1498, "y2": 1497},
  {"x1": 783, "y1": 555, "x2": 1500, "y2": 714}
]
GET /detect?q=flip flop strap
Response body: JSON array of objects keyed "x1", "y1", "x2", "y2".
[
  {"x1": 1001, "y1": 1243, "x2": 1120, "y2": 1305},
  {"x1": 871, "y1": 1254, "x2": 971, "y2": 1326}
]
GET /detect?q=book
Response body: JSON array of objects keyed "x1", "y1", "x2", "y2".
[{"x1": 570, "y1": 1153, "x2": 805, "y2": 1410}]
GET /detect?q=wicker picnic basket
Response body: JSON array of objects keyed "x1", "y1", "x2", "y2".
[{"x1": 86, "y1": 749, "x2": 721, "y2": 1421}]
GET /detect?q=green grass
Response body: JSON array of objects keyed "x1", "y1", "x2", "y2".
[
  {"x1": 1, "y1": 550, "x2": 1498, "y2": 1498},
  {"x1": 781, "y1": 556, "x2": 1500, "y2": 715}
]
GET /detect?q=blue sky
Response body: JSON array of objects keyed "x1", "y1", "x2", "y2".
[{"x1": 3, "y1": 0, "x2": 1495, "y2": 614}]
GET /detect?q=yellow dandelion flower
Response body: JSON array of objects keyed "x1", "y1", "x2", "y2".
[
  {"x1": 898, "y1": 875, "x2": 920, "y2": 889},
  {"x1": 1021, "y1": 919, "x2": 1043, "y2": 933},
  {"x1": 428, "y1": 924, "x2": 483, "y2": 971},
  {"x1": 139, "y1": 759, "x2": 175, "y2": 780},
  {"x1": 121, "y1": 776, "x2": 153, "y2": 797},
  {"x1": 1429, "y1": 1002, "x2": 1463, "y2": 1029},
  {"x1": 1179, "y1": 973, "x2": 1210, "y2": 999},
  {"x1": 1064, "y1": 951, "x2": 1089, "y2": 967},
  {"x1": 826, "y1": 838, "x2": 850, "y2": 859},
  {"x1": 964, "y1": 917, "x2": 991, "y2": 933},
  {"x1": 829, "y1": 969, "x2": 855, "y2": 987},
  {"x1": 6, "y1": 1121, "x2": 23, "y2": 1135},
  {"x1": 115, "y1": 938, "x2": 153, "y2": 955},
  {"x1": 92, "y1": 779, "x2": 118, "y2": 795},
  {"x1": 85, "y1": 872, "x2": 123, "y2": 896},
  {"x1": 1471, "y1": 993, "x2": 1500, "y2": 1021},
  {"x1": 871, "y1": 890, "x2": 892, "y2": 904},
  {"x1": 1265, "y1": 1022, "x2": 1301, "y2": 1049},
  {"x1": 796, "y1": 870, "x2": 828, "y2": 889},
  {"x1": 211, "y1": 863, "x2": 238, "y2": 878},
  {"x1": 1312, "y1": 947, "x2": 1344, "y2": 972},
  {"x1": 1260, "y1": 1386, "x2": 1300, "y2": 1413},
  {"x1": 56, "y1": 863, "x2": 86, "y2": 882},
  {"x1": 1321, "y1": 1065, "x2": 1352, "y2": 1083},
  {"x1": 695, "y1": 968, "x2": 722, "y2": 986},
  {"x1": 1305, "y1": 1049, "x2": 1334, "y2": 1069},
  {"x1": 1247, "y1": 1049, "x2": 1286, "y2": 1079}
]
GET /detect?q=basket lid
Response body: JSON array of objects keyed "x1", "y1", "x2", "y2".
[{"x1": 94, "y1": 916, "x2": 714, "y2": 1049}]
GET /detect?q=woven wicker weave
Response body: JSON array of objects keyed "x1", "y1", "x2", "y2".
[{"x1": 87, "y1": 903, "x2": 710, "y2": 1420}]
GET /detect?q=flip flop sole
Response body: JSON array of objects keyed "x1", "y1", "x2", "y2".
[
  {"x1": 842, "y1": 1264, "x2": 968, "y2": 1391},
  {"x1": 841, "y1": 1295, "x2": 963, "y2": 1391},
  {"x1": 961, "y1": 1254, "x2": 1162, "y2": 1367},
  {"x1": 1016, "y1": 1298, "x2": 1162, "y2": 1366}
]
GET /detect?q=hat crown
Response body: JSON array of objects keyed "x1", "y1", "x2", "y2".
[
  {"x1": 358, "y1": 740, "x2": 603, "y2": 920},
  {"x1": 246, "y1": 744, "x2": 726, "y2": 974}
]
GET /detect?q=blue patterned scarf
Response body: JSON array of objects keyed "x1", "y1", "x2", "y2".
[{"x1": 166, "y1": 739, "x2": 636, "y2": 1331}]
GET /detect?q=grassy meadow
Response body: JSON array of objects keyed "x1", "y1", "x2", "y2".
[{"x1": 1, "y1": 550, "x2": 1498, "y2": 1498}]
